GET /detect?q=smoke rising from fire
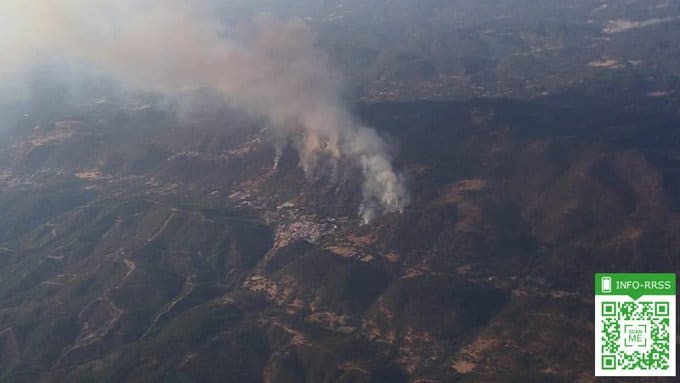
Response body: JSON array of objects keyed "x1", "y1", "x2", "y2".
[{"x1": 0, "y1": 0, "x2": 409, "y2": 222}]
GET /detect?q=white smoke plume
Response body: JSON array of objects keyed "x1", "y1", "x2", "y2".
[{"x1": 0, "y1": 0, "x2": 409, "y2": 222}]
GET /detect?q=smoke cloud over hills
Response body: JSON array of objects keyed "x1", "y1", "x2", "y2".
[{"x1": 0, "y1": 0, "x2": 409, "y2": 222}]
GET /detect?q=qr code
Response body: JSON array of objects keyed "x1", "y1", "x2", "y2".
[
  {"x1": 600, "y1": 301, "x2": 671, "y2": 370},
  {"x1": 595, "y1": 274, "x2": 676, "y2": 377}
]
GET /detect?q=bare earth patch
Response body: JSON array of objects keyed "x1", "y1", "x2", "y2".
[{"x1": 587, "y1": 59, "x2": 619, "y2": 68}]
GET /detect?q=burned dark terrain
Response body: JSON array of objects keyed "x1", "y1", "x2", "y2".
[
  {"x1": 0, "y1": 90, "x2": 678, "y2": 382},
  {"x1": 2, "y1": 0, "x2": 680, "y2": 382}
]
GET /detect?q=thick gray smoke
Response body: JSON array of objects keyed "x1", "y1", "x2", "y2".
[{"x1": 0, "y1": 0, "x2": 409, "y2": 222}]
